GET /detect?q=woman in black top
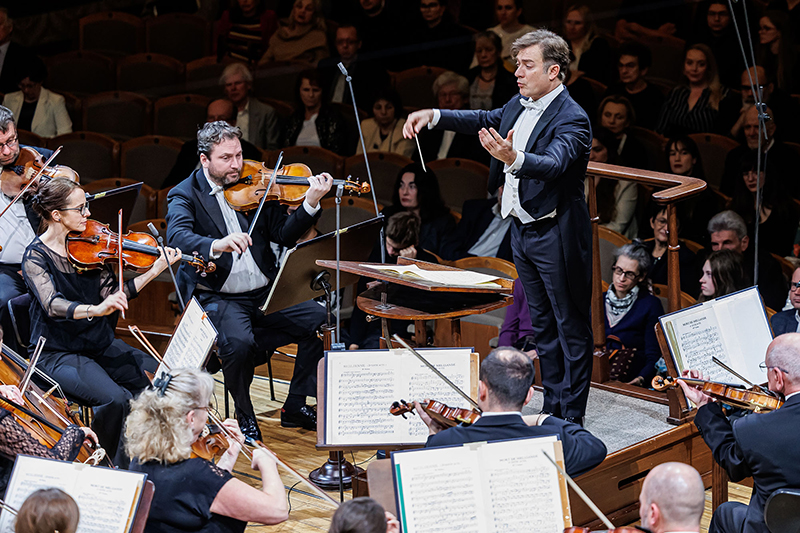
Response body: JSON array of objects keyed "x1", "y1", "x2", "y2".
[
  {"x1": 467, "y1": 31, "x2": 518, "y2": 111},
  {"x1": 21, "y1": 178, "x2": 180, "y2": 466},
  {"x1": 281, "y1": 69, "x2": 349, "y2": 155},
  {"x1": 127, "y1": 367, "x2": 288, "y2": 533}
]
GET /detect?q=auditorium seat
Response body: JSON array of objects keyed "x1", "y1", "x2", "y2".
[
  {"x1": 145, "y1": 14, "x2": 211, "y2": 63},
  {"x1": 253, "y1": 61, "x2": 308, "y2": 103},
  {"x1": 79, "y1": 11, "x2": 145, "y2": 58},
  {"x1": 157, "y1": 186, "x2": 174, "y2": 219},
  {"x1": 688, "y1": 133, "x2": 739, "y2": 190},
  {"x1": 344, "y1": 152, "x2": 414, "y2": 206},
  {"x1": 583, "y1": 77, "x2": 608, "y2": 102},
  {"x1": 45, "y1": 51, "x2": 116, "y2": 96},
  {"x1": 316, "y1": 196, "x2": 381, "y2": 234},
  {"x1": 185, "y1": 56, "x2": 232, "y2": 98},
  {"x1": 121, "y1": 136, "x2": 184, "y2": 190},
  {"x1": 652, "y1": 283, "x2": 697, "y2": 311},
  {"x1": 17, "y1": 130, "x2": 44, "y2": 149},
  {"x1": 47, "y1": 132, "x2": 120, "y2": 184},
  {"x1": 268, "y1": 146, "x2": 344, "y2": 181},
  {"x1": 642, "y1": 36, "x2": 685, "y2": 82},
  {"x1": 598, "y1": 226, "x2": 631, "y2": 286},
  {"x1": 81, "y1": 178, "x2": 156, "y2": 228},
  {"x1": 128, "y1": 218, "x2": 168, "y2": 241},
  {"x1": 154, "y1": 94, "x2": 211, "y2": 141},
  {"x1": 394, "y1": 66, "x2": 447, "y2": 110},
  {"x1": 630, "y1": 126, "x2": 668, "y2": 172},
  {"x1": 427, "y1": 158, "x2": 489, "y2": 213},
  {"x1": 117, "y1": 53, "x2": 186, "y2": 98},
  {"x1": 256, "y1": 97, "x2": 295, "y2": 121},
  {"x1": 54, "y1": 91, "x2": 83, "y2": 132},
  {"x1": 647, "y1": 77, "x2": 677, "y2": 98},
  {"x1": 83, "y1": 91, "x2": 152, "y2": 142}
]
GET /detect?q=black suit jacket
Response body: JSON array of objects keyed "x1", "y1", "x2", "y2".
[
  {"x1": 162, "y1": 139, "x2": 262, "y2": 189},
  {"x1": 695, "y1": 396, "x2": 800, "y2": 533},
  {"x1": 440, "y1": 197, "x2": 512, "y2": 262},
  {"x1": 771, "y1": 309, "x2": 797, "y2": 336},
  {"x1": 415, "y1": 127, "x2": 490, "y2": 167},
  {"x1": 165, "y1": 168, "x2": 317, "y2": 299},
  {"x1": 426, "y1": 413, "x2": 607, "y2": 477},
  {"x1": 0, "y1": 43, "x2": 33, "y2": 94}
]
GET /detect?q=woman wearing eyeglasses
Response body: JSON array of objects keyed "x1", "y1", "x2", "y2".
[
  {"x1": 20, "y1": 177, "x2": 181, "y2": 467},
  {"x1": 603, "y1": 242, "x2": 664, "y2": 387}
]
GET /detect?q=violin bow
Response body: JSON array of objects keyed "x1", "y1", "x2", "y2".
[
  {"x1": 118, "y1": 209, "x2": 125, "y2": 319},
  {"x1": 0, "y1": 497, "x2": 18, "y2": 516},
  {"x1": 0, "y1": 146, "x2": 62, "y2": 221},
  {"x1": 19, "y1": 336, "x2": 46, "y2": 397},
  {"x1": 711, "y1": 356, "x2": 777, "y2": 397},
  {"x1": 127, "y1": 325, "x2": 164, "y2": 364},
  {"x1": 391, "y1": 334, "x2": 480, "y2": 411},
  {"x1": 240, "y1": 151, "x2": 283, "y2": 260}
]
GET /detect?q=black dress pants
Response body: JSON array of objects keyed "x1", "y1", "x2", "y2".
[{"x1": 0, "y1": 264, "x2": 27, "y2": 354}]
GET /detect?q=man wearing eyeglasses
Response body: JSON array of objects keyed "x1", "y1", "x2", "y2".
[
  {"x1": 771, "y1": 266, "x2": 800, "y2": 336},
  {"x1": 0, "y1": 104, "x2": 53, "y2": 354},
  {"x1": 679, "y1": 333, "x2": 800, "y2": 533}
]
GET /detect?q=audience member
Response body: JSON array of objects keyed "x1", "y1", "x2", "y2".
[
  {"x1": 214, "y1": 0, "x2": 278, "y2": 63},
  {"x1": 771, "y1": 265, "x2": 800, "y2": 335},
  {"x1": 467, "y1": 30, "x2": 518, "y2": 111},
  {"x1": 769, "y1": 0, "x2": 800, "y2": 34},
  {"x1": 638, "y1": 463, "x2": 704, "y2": 533},
  {"x1": 597, "y1": 95, "x2": 648, "y2": 169},
  {"x1": 563, "y1": 4, "x2": 613, "y2": 85},
  {"x1": 0, "y1": 9, "x2": 32, "y2": 94},
  {"x1": 498, "y1": 279, "x2": 536, "y2": 354},
  {"x1": 564, "y1": 68, "x2": 598, "y2": 121},
  {"x1": 410, "y1": 0, "x2": 473, "y2": 74},
  {"x1": 14, "y1": 489, "x2": 79, "y2": 533},
  {"x1": 416, "y1": 71, "x2": 488, "y2": 165},
  {"x1": 220, "y1": 62, "x2": 279, "y2": 150},
  {"x1": 353, "y1": 0, "x2": 414, "y2": 70},
  {"x1": 758, "y1": 11, "x2": 799, "y2": 93},
  {"x1": 605, "y1": 42, "x2": 665, "y2": 130},
  {"x1": 318, "y1": 24, "x2": 388, "y2": 108},
  {"x1": 689, "y1": 1, "x2": 747, "y2": 88},
  {"x1": 604, "y1": 243, "x2": 665, "y2": 386},
  {"x1": 381, "y1": 164, "x2": 456, "y2": 256},
  {"x1": 2, "y1": 57, "x2": 71, "y2": 138},
  {"x1": 644, "y1": 203, "x2": 700, "y2": 296},
  {"x1": 588, "y1": 128, "x2": 638, "y2": 238},
  {"x1": 356, "y1": 88, "x2": 414, "y2": 157},
  {"x1": 698, "y1": 249, "x2": 749, "y2": 302},
  {"x1": 328, "y1": 498, "x2": 399, "y2": 533},
  {"x1": 615, "y1": 0, "x2": 693, "y2": 42},
  {"x1": 440, "y1": 186, "x2": 513, "y2": 262},
  {"x1": 656, "y1": 44, "x2": 729, "y2": 137},
  {"x1": 485, "y1": 0, "x2": 534, "y2": 72},
  {"x1": 259, "y1": 0, "x2": 329, "y2": 66},
  {"x1": 163, "y1": 98, "x2": 262, "y2": 189},
  {"x1": 281, "y1": 69, "x2": 349, "y2": 155}
]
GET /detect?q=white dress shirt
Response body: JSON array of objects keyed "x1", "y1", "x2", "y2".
[{"x1": 0, "y1": 193, "x2": 36, "y2": 265}]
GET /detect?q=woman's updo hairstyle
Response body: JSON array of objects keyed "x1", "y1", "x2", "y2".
[{"x1": 30, "y1": 177, "x2": 82, "y2": 222}]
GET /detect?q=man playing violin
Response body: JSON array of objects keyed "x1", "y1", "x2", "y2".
[
  {"x1": 418, "y1": 347, "x2": 606, "y2": 477},
  {"x1": 0, "y1": 104, "x2": 54, "y2": 355},
  {"x1": 166, "y1": 121, "x2": 333, "y2": 440},
  {"x1": 680, "y1": 333, "x2": 800, "y2": 533}
]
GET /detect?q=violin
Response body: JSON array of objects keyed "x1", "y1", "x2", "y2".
[
  {"x1": 191, "y1": 424, "x2": 229, "y2": 462},
  {"x1": 651, "y1": 375, "x2": 783, "y2": 412},
  {"x1": 66, "y1": 219, "x2": 215, "y2": 274},
  {"x1": 390, "y1": 399, "x2": 481, "y2": 428},
  {"x1": 0, "y1": 146, "x2": 79, "y2": 188},
  {"x1": 223, "y1": 160, "x2": 370, "y2": 210}
]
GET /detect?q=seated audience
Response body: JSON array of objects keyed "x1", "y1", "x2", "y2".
[
  {"x1": 564, "y1": 68, "x2": 598, "y2": 120},
  {"x1": 657, "y1": 44, "x2": 729, "y2": 137},
  {"x1": 381, "y1": 164, "x2": 456, "y2": 256},
  {"x1": 410, "y1": 0, "x2": 473, "y2": 74},
  {"x1": 644, "y1": 203, "x2": 700, "y2": 297},
  {"x1": 356, "y1": 88, "x2": 414, "y2": 158},
  {"x1": 467, "y1": 31, "x2": 518, "y2": 111},
  {"x1": 604, "y1": 243, "x2": 664, "y2": 386},
  {"x1": 281, "y1": 69, "x2": 349, "y2": 155},
  {"x1": 771, "y1": 265, "x2": 800, "y2": 335},
  {"x1": 485, "y1": 0, "x2": 534, "y2": 72},
  {"x1": 163, "y1": 98, "x2": 262, "y2": 189},
  {"x1": 220, "y1": 62, "x2": 279, "y2": 150},
  {"x1": 440, "y1": 185, "x2": 513, "y2": 262},
  {"x1": 708, "y1": 210, "x2": 787, "y2": 310},
  {"x1": 328, "y1": 498, "x2": 399, "y2": 533},
  {"x1": 769, "y1": 0, "x2": 800, "y2": 35},
  {"x1": 498, "y1": 279, "x2": 536, "y2": 354},
  {"x1": 758, "y1": 11, "x2": 799, "y2": 93},
  {"x1": 562, "y1": 4, "x2": 613, "y2": 85},
  {"x1": 421, "y1": 347, "x2": 607, "y2": 471},
  {"x1": 416, "y1": 71, "x2": 488, "y2": 166},
  {"x1": 605, "y1": 42, "x2": 665, "y2": 130},
  {"x1": 0, "y1": 9, "x2": 34, "y2": 95},
  {"x1": 598, "y1": 95, "x2": 648, "y2": 169},
  {"x1": 615, "y1": 0, "x2": 693, "y2": 42},
  {"x1": 2, "y1": 58, "x2": 71, "y2": 138},
  {"x1": 259, "y1": 0, "x2": 329, "y2": 66},
  {"x1": 698, "y1": 249, "x2": 749, "y2": 302},
  {"x1": 638, "y1": 463, "x2": 705, "y2": 533},
  {"x1": 353, "y1": 0, "x2": 414, "y2": 71},
  {"x1": 14, "y1": 488, "x2": 79, "y2": 533},
  {"x1": 214, "y1": 0, "x2": 278, "y2": 63},
  {"x1": 587, "y1": 128, "x2": 638, "y2": 238},
  {"x1": 127, "y1": 368, "x2": 289, "y2": 531},
  {"x1": 689, "y1": 1, "x2": 746, "y2": 88}
]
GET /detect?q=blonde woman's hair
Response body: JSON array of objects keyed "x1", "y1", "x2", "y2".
[
  {"x1": 125, "y1": 367, "x2": 214, "y2": 464},
  {"x1": 686, "y1": 43, "x2": 724, "y2": 110},
  {"x1": 14, "y1": 489, "x2": 79, "y2": 533}
]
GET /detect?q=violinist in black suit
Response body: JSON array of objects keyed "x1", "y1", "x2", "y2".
[
  {"x1": 405, "y1": 29, "x2": 593, "y2": 424},
  {"x1": 419, "y1": 347, "x2": 606, "y2": 477},
  {"x1": 680, "y1": 333, "x2": 800, "y2": 533},
  {"x1": 165, "y1": 121, "x2": 333, "y2": 439}
]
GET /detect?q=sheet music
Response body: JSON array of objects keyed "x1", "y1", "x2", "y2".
[
  {"x1": 360, "y1": 263, "x2": 501, "y2": 288},
  {"x1": 325, "y1": 349, "x2": 473, "y2": 445},
  {"x1": 0, "y1": 456, "x2": 145, "y2": 533},
  {"x1": 156, "y1": 297, "x2": 217, "y2": 377}
]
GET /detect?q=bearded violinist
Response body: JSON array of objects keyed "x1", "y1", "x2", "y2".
[
  {"x1": 679, "y1": 333, "x2": 800, "y2": 533},
  {"x1": 165, "y1": 121, "x2": 333, "y2": 440},
  {"x1": 0, "y1": 105, "x2": 53, "y2": 354}
]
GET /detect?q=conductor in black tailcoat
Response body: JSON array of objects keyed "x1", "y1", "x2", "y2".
[{"x1": 404, "y1": 29, "x2": 593, "y2": 423}]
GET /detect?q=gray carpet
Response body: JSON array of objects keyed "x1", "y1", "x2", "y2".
[{"x1": 522, "y1": 387, "x2": 673, "y2": 453}]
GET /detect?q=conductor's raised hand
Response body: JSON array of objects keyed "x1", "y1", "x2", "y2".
[
  {"x1": 214, "y1": 232, "x2": 252, "y2": 255},
  {"x1": 403, "y1": 109, "x2": 435, "y2": 138},
  {"x1": 478, "y1": 128, "x2": 517, "y2": 166},
  {"x1": 305, "y1": 172, "x2": 334, "y2": 208}
]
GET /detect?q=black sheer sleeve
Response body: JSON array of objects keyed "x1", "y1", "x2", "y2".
[{"x1": 0, "y1": 412, "x2": 85, "y2": 462}]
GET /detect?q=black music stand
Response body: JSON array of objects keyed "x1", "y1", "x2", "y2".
[{"x1": 86, "y1": 182, "x2": 142, "y2": 230}]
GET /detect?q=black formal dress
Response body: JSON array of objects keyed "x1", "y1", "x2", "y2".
[
  {"x1": 130, "y1": 457, "x2": 244, "y2": 533},
  {"x1": 695, "y1": 395, "x2": 800, "y2": 533},
  {"x1": 426, "y1": 413, "x2": 606, "y2": 476},
  {"x1": 21, "y1": 239, "x2": 156, "y2": 466},
  {"x1": 437, "y1": 89, "x2": 594, "y2": 419}
]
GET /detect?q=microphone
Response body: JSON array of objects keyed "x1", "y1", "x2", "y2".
[
  {"x1": 337, "y1": 62, "x2": 349, "y2": 78},
  {"x1": 147, "y1": 222, "x2": 163, "y2": 243},
  {"x1": 147, "y1": 222, "x2": 186, "y2": 312}
]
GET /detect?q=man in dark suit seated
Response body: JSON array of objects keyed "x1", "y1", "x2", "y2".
[
  {"x1": 419, "y1": 347, "x2": 607, "y2": 477},
  {"x1": 318, "y1": 24, "x2": 388, "y2": 108},
  {"x1": 771, "y1": 266, "x2": 800, "y2": 336},
  {"x1": 638, "y1": 462, "x2": 705, "y2": 533},
  {"x1": 679, "y1": 333, "x2": 800, "y2": 533},
  {"x1": 440, "y1": 186, "x2": 513, "y2": 262},
  {"x1": 0, "y1": 10, "x2": 33, "y2": 95}
]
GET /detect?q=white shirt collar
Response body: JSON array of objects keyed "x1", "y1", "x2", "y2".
[
  {"x1": 520, "y1": 83, "x2": 564, "y2": 111},
  {"x1": 480, "y1": 411, "x2": 523, "y2": 417}
]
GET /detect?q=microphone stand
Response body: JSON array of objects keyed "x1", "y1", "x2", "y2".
[
  {"x1": 147, "y1": 222, "x2": 185, "y2": 313},
  {"x1": 334, "y1": 183, "x2": 344, "y2": 349}
]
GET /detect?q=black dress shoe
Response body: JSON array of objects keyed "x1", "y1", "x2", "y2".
[
  {"x1": 238, "y1": 413, "x2": 263, "y2": 441},
  {"x1": 281, "y1": 405, "x2": 317, "y2": 431},
  {"x1": 563, "y1": 416, "x2": 584, "y2": 427}
]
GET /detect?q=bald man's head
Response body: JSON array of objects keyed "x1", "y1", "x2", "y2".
[
  {"x1": 744, "y1": 105, "x2": 776, "y2": 149},
  {"x1": 206, "y1": 99, "x2": 236, "y2": 126},
  {"x1": 639, "y1": 462, "x2": 704, "y2": 533},
  {"x1": 765, "y1": 333, "x2": 800, "y2": 395}
]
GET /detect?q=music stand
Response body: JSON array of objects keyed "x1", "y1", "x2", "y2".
[{"x1": 86, "y1": 182, "x2": 142, "y2": 230}]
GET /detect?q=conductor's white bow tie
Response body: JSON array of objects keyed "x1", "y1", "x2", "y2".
[{"x1": 519, "y1": 96, "x2": 545, "y2": 111}]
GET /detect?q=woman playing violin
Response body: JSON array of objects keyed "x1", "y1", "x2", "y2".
[
  {"x1": 126, "y1": 367, "x2": 288, "y2": 533},
  {"x1": 21, "y1": 177, "x2": 181, "y2": 467}
]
